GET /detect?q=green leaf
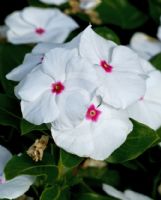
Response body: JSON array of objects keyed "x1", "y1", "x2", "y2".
[
  {"x1": 94, "y1": 27, "x2": 120, "y2": 44},
  {"x1": 149, "y1": 0, "x2": 161, "y2": 23},
  {"x1": 21, "y1": 119, "x2": 48, "y2": 135},
  {"x1": 27, "y1": 0, "x2": 46, "y2": 7},
  {"x1": 0, "y1": 109, "x2": 19, "y2": 128},
  {"x1": 0, "y1": 43, "x2": 32, "y2": 95},
  {"x1": 4, "y1": 153, "x2": 58, "y2": 184},
  {"x1": 0, "y1": 93, "x2": 20, "y2": 128},
  {"x1": 60, "y1": 149, "x2": 84, "y2": 168},
  {"x1": 96, "y1": 0, "x2": 148, "y2": 29},
  {"x1": 107, "y1": 121, "x2": 160, "y2": 163},
  {"x1": 79, "y1": 168, "x2": 119, "y2": 186},
  {"x1": 0, "y1": 93, "x2": 21, "y2": 119},
  {"x1": 150, "y1": 52, "x2": 161, "y2": 70},
  {"x1": 77, "y1": 193, "x2": 118, "y2": 200},
  {"x1": 40, "y1": 186, "x2": 70, "y2": 200}
]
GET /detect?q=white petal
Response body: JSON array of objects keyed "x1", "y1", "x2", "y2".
[
  {"x1": 5, "y1": 11, "x2": 33, "y2": 35},
  {"x1": 97, "y1": 71, "x2": 146, "y2": 109},
  {"x1": 111, "y1": 46, "x2": 144, "y2": 74},
  {"x1": 17, "y1": 67, "x2": 53, "y2": 101},
  {"x1": 130, "y1": 32, "x2": 161, "y2": 60},
  {"x1": 52, "y1": 103, "x2": 132, "y2": 160},
  {"x1": 44, "y1": 9, "x2": 79, "y2": 32},
  {"x1": 6, "y1": 53, "x2": 42, "y2": 81},
  {"x1": 157, "y1": 16, "x2": 161, "y2": 40},
  {"x1": 40, "y1": 0, "x2": 68, "y2": 5},
  {"x1": 102, "y1": 184, "x2": 127, "y2": 200},
  {"x1": 145, "y1": 70, "x2": 161, "y2": 104},
  {"x1": 53, "y1": 88, "x2": 90, "y2": 129},
  {"x1": 32, "y1": 42, "x2": 61, "y2": 54},
  {"x1": 22, "y1": 7, "x2": 57, "y2": 28},
  {"x1": 0, "y1": 145, "x2": 12, "y2": 173},
  {"x1": 21, "y1": 91, "x2": 59, "y2": 125},
  {"x1": 66, "y1": 56, "x2": 100, "y2": 86},
  {"x1": 0, "y1": 175, "x2": 35, "y2": 199},
  {"x1": 102, "y1": 184, "x2": 152, "y2": 200},
  {"x1": 128, "y1": 99, "x2": 161, "y2": 130},
  {"x1": 124, "y1": 190, "x2": 152, "y2": 200},
  {"x1": 7, "y1": 30, "x2": 40, "y2": 44},
  {"x1": 42, "y1": 47, "x2": 77, "y2": 80},
  {"x1": 79, "y1": 25, "x2": 116, "y2": 64},
  {"x1": 139, "y1": 58, "x2": 155, "y2": 74},
  {"x1": 80, "y1": 0, "x2": 100, "y2": 10},
  {"x1": 128, "y1": 70, "x2": 161, "y2": 130}
]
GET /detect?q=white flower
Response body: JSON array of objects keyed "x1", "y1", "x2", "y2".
[
  {"x1": 51, "y1": 97, "x2": 133, "y2": 160},
  {"x1": 0, "y1": 145, "x2": 35, "y2": 200},
  {"x1": 80, "y1": 0, "x2": 101, "y2": 10},
  {"x1": 39, "y1": 0, "x2": 68, "y2": 5},
  {"x1": 127, "y1": 69, "x2": 161, "y2": 130},
  {"x1": 5, "y1": 7, "x2": 79, "y2": 44},
  {"x1": 16, "y1": 47, "x2": 98, "y2": 125},
  {"x1": 103, "y1": 184, "x2": 152, "y2": 200},
  {"x1": 129, "y1": 32, "x2": 161, "y2": 60},
  {"x1": 78, "y1": 26, "x2": 146, "y2": 109}
]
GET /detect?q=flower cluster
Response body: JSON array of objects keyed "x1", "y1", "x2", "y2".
[{"x1": 7, "y1": 24, "x2": 161, "y2": 161}]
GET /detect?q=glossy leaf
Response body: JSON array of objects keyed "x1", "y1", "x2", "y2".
[
  {"x1": 94, "y1": 27, "x2": 120, "y2": 44},
  {"x1": 4, "y1": 153, "x2": 58, "y2": 184},
  {"x1": 79, "y1": 168, "x2": 119, "y2": 186},
  {"x1": 40, "y1": 185, "x2": 70, "y2": 200},
  {"x1": 0, "y1": 93, "x2": 20, "y2": 119},
  {"x1": 77, "y1": 193, "x2": 118, "y2": 200},
  {"x1": 149, "y1": 0, "x2": 161, "y2": 23},
  {"x1": 96, "y1": 0, "x2": 147, "y2": 29},
  {"x1": 150, "y1": 52, "x2": 161, "y2": 70},
  {"x1": 21, "y1": 119, "x2": 48, "y2": 135},
  {"x1": 0, "y1": 109, "x2": 19, "y2": 129},
  {"x1": 60, "y1": 149, "x2": 84, "y2": 168}
]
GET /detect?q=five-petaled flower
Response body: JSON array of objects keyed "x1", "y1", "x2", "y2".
[
  {"x1": 5, "y1": 7, "x2": 79, "y2": 44},
  {"x1": 78, "y1": 26, "x2": 146, "y2": 109},
  {"x1": 52, "y1": 97, "x2": 133, "y2": 160}
]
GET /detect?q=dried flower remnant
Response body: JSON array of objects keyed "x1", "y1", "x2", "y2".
[
  {"x1": 27, "y1": 135, "x2": 49, "y2": 162},
  {"x1": 65, "y1": 0, "x2": 102, "y2": 24}
]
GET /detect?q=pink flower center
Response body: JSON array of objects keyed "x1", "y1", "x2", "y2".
[
  {"x1": 52, "y1": 82, "x2": 65, "y2": 95},
  {"x1": 139, "y1": 96, "x2": 144, "y2": 101},
  {"x1": 100, "y1": 60, "x2": 113, "y2": 73},
  {"x1": 35, "y1": 27, "x2": 45, "y2": 35},
  {"x1": 40, "y1": 55, "x2": 44, "y2": 62},
  {"x1": 86, "y1": 104, "x2": 101, "y2": 122}
]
